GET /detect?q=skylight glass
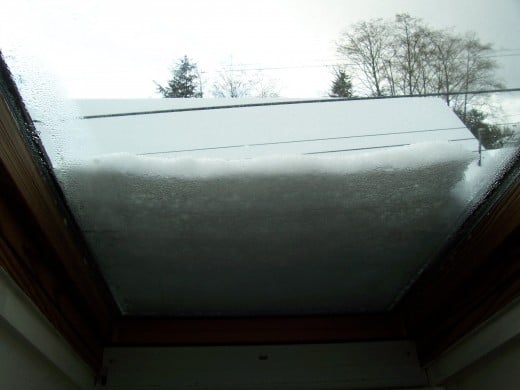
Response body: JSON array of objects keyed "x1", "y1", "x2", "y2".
[{"x1": 2, "y1": 0, "x2": 519, "y2": 316}]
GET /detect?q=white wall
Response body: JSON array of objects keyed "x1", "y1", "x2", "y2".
[
  {"x1": 0, "y1": 268, "x2": 95, "y2": 389},
  {"x1": 102, "y1": 341, "x2": 428, "y2": 389},
  {"x1": 2, "y1": 262, "x2": 518, "y2": 390},
  {"x1": 0, "y1": 319, "x2": 79, "y2": 390},
  {"x1": 444, "y1": 337, "x2": 520, "y2": 390},
  {"x1": 428, "y1": 298, "x2": 520, "y2": 390}
]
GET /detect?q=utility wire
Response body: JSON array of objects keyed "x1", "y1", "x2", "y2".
[
  {"x1": 270, "y1": 138, "x2": 480, "y2": 157},
  {"x1": 200, "y1": 52, "x2": 520, "y2": 74},
  {"x1": 449, "y1": 138, "x2": 476, "y2": 142},
  {"x1": 66, "y1": 51, "x2": 519, "y2": 78},
  {"x1": 492, "y1": 122, "x2": 520, "y2": 126},
  {"x1": 200, "y1": 62, "x2": 357, "y2": 74},
  {"x1": 82, "y1": 87, "x2": 520, "y2": 120},
  {"x1": 141, "y1": 138, "x2": 478, "y2": 158},
  {"x1": 491, "y1": 47, "x2": 520, "y2": 51},
  {"x1": 304, "y1": 144, "x2": 409, "y2": 155},
  {"x1": 486, "y1": 53, "x2": 520, "y2": 58},
  {"x1": 137, "y1": 126, "x2": 468, "y2": 156}
]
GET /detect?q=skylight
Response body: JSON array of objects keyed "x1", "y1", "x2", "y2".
[
  {"x1": 36, "y1": 97, "x2": 519, "y2": 316},
  {"x1": 1, "y1": 0, "x2": 519, "y2": 318}
]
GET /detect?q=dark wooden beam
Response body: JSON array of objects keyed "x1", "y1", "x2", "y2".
[
  {"x1": 111, "y1": 314, "x2": 406, "y2": 346},
  {"x1": 0, "y1": 58, "x2": 118, "y2": 371},
  {"x1": 398, "y1": 159, "x2": 520, "y2": 365},
  {"x1": 0, "y1": 166, "x2": 103, "y2": 370}
]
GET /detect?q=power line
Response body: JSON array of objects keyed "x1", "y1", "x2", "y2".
[
  {"x1": 449, "y1": 138, "x2": 476, "y2": 142},
  {"x1": 138, "y1": 126, "x2": 468, "y2": 156},
  {"x1": 491, "y1": 47, "x2": 520, "y2": 52},
  {"x1": 277, "y1": 138, "x2": 484, "y2": 157},
  {"x1": 201, "y1": 62, "x2": 356, "y2": 74},
  {"x1": 304, "y1": 143, "x2": 409, "y2": 155},
  {"x1": 493, "y1": 122, "x2": 520, "y2": 126},
  {"x1": 82, "y1": 88, "x2": 520, "y2": 120},
  {"x1": 486, "y1": 53, "x2": 520, "y2": 58},
  {"x1": 198, "y1": 52, "x2": 520, "y2": 74},
  {"x1": 143, "y1": 137, "x2": 479, "y2": 158},
  {"x1": 299, "y1": 136, "x2": 481, "y2": 156},
  {"x1": 67, "y1": 51, "x2": 518, "y2": 80}
]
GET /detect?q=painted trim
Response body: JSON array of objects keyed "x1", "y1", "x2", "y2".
[
  {"x1": 426, "y1": 297, "x2": 520, "y2": 384},
  {"x1": 102, "y1": 341, "x2": 428, "y2": 389},
  {"x1": 0, "y1": 267, "x2": 94, "y2": 389}
]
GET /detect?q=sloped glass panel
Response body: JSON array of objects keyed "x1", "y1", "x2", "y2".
[{"x1": 2, "y1": 1, "x2": 518, "y2": 316}]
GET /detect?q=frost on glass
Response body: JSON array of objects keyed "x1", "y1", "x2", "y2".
[
  {"x1": 0, "y1": 53, "x2": 99, "y2": 169},
  {"x1": 48, "y1": 97, "x2": 516, "y2": 316}
]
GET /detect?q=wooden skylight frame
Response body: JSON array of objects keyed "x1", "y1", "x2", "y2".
[{"x1": 0, "y1": 55, "x2": 518, "y2": 373}]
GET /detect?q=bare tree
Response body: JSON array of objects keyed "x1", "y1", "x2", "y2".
[
  {"x1": 337, "y1": 19, "x2": 392, "y2": 96},
  {"x1": 459, "y1": 33, "x2": 503, "y2": 115},
  {"x1": 254, "y1": 75, "x2": 280, "y2": 98},
  {"x1": 391, "y1": 14, "x2": 434, "y2": 95},
  {"x1": 337, "y1": 14, "x2": 502, "y2": 108},
  {"x1": 428, "y1": 30, "x2": 467, "y2": 106},
  {"x1": 212, "y1": 69, "x2": 279, "y2": 98},
  {"x1": 212, "y1": 70, "x2": 253, "y2": 98},
  {"x1": 428, "y1": 30, "x2": 502, "y2": 108}
]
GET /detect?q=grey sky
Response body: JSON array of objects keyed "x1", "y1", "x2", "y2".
[{"x1": 1, "y1": 0, "x2": 519, "y2": 98}]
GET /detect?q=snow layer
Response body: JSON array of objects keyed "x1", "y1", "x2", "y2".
[
  {"x1": 453, "y1": 147, "x2": 519, "y2": 204},
  {"x1": 68, "y1": 97, "x2": 477, "y2": 161},
  {"x1": 58, "y1": 143, "x2": 477, "y2": 316},
  {"x1": 81, "y1": 142, "x2": 472, "y2": 178},
  {"x1": 50, "y1": 97, "x2": 500, "y2": 316}
]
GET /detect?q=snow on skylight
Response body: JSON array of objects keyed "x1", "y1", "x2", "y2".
[
  {"x1": 57, "y1": 142, "x2": 479, "y2": 315},
  {"x1": 47, "y1": 97, "x2": 516, "y2": 316},
  {"x1": 78, "y1": 142, "x2": 470, "y2": 178}
]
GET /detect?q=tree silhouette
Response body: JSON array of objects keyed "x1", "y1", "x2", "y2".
[
  {"x1": 155, "y1": 56, "x2": 203, "y2": 98},
  {"x1": 329, "y1": 68, "x2": 353, "y2": 97}
]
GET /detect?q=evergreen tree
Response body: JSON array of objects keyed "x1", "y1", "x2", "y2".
[
  {"x1": 329, "y1": 68, "x2": 353, "y2": 97},
  {"x1": 156, "y1": 56, "x2": 203, "y2": 98},
  {"x1": 455, "y1": 108, "x2": 514, "y2": 149}
]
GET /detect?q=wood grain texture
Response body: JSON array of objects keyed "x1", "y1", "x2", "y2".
[
  {"x1": 0, "y1": 161, "x2": 103, "y2": 370},
  {"x1": 0, "y1": 67, "x2": 117, "y2": 370}
]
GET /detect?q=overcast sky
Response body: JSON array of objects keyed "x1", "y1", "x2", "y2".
[{"x1": 1, "y1": 0, "x2": 519, "y2": 99}]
